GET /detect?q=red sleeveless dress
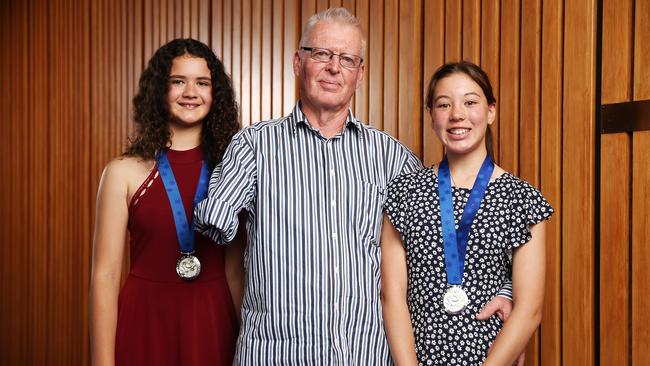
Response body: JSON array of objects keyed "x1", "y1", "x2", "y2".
[{"x1": 115, "y1": 146, "x2": 238, "y2": 365}]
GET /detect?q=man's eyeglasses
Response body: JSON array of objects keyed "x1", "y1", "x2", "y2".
[{"x1": 300, "y1": 47, "x2": 363, "y2": 69}]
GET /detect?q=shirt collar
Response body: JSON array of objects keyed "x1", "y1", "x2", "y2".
[{"x1": 289, "y1": 102, "x2": 364, "y2": 139}]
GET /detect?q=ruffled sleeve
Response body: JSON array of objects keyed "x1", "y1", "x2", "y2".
[
  {"x1": 384, "y1": 171, "x2": 415, "y2": 236},
  {"x1": 508, "y1": 180, "x2": 554, "y2": 248}
]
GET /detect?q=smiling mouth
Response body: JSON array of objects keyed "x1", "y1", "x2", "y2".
[
  {"x1": 178, "y1": 103, "x2": 201, "y2": 110},
  {"x1": 448, "y1": 128, "x2": 470, "y2": 136}
]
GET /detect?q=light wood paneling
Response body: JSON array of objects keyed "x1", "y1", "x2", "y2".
[
  {"x1": 539, "y1": 1, "x2": 563, "y2": 365},
  {"x1": 397, "y1": 0, "x2": 422, "y2": 156},
  {"x1": 562, "y1": 0, "x2": 597, "y2": 364},
  {"x1": 599, "y1": 0, "x2": 633, "y2": 364},
  {"x1": 480, "y1": 0, "x2": 500, "y2": 161},
  {"x1": 422, "y1": 0, "x2": 444, "y2": 167},
  {"x1": 461, "y1": 0, "x2": 480, "y2": 64},
  {"x1": 382, "y1": 0, "x2": 398, "y2": 137},
  {"x1": 367, "y1": 0, "x2": 384, "y2": 129},
  {"x1": 498, "y1": 0, "x2": 520, "y2": 174},
  {"x1": 3, "y1": 0, "x2": 642, "y2": 364},
  {"x1": 632, "y1": 2, "x2": 650, "y2": 364}
]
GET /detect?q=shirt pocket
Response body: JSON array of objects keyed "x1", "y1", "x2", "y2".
[{"x1": 352, "y1": 181, "x2": 385, "y2": 246}]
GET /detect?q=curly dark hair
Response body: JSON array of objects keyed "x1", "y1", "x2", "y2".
[{"x1": 125, "y1": 38, "x2": 239, "y2": 169}]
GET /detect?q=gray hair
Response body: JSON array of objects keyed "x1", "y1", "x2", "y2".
[{"x1": 299, "y1": 7, "x2": 366, "y2": 57}]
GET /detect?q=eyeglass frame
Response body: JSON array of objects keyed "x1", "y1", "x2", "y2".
[{"x1": 300, "y1": 47, "x2": 364, "y2": 69}]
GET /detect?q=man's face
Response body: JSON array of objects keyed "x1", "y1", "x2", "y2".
[{"x1": 293, "y1": 21, "x2": 365, "y2": 114}]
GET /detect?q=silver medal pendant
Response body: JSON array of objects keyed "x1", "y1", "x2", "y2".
[
  {"x1": 176, "y1": 253, "x2": 201, "y2": 281},
  {"x1": 443, "y1": 286, "x2": 469, "y2": 314}
]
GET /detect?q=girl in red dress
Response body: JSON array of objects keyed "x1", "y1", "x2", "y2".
[{"x1": 90, "y1": 38, "x2": 243, "y2": 366}]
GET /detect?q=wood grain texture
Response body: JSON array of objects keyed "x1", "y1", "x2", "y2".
[
  {"x1": 0, "y1": 1, "x2": 632, "y2": 364},
  {"x1": 397, "y1": 0, "x2": 422, "y2": 156},
  {"x1": 444, "y1": 0, "x2": 461, "y2": 62},
  {"x1": 538, "y1": 1, "x2": 563, "y2": 364},
  {"x1": 599, "y1": 1, "x2": 633, "y2": 364},
  {"x1": 632, "y1": 2, "x2": 650, "y2": 364},
  {"x1": 632, "y1": 131, "x2": 650, "y2": 365},
  {"x1": 461, "y1": 0, "x2": 480, "y2": 64},
  {"x1": 480, "y1": 0, "x2": 500, "y2": 162},
  {"x1": 498, "y1": 0, "x2": 520, "y2": 174},
  {"x1": 562, "y1": 0, "x2": 597, "y2": 364},
  {"x1": 421, "y1": 0, "x2": 444, "y2": 167},
  {"x1": 382, "y1": 0, "x2": 398, "y2": 138},
  {"x1": 367, "y1": 0, "x2": 384, "y2": 129}
]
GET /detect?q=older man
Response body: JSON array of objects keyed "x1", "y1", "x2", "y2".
[{"x1": 195, "y1": 7, "x2": 514, "y2": 365}]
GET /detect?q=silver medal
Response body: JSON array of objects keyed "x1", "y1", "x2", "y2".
[
  {"x1": 443, "y1": 286, "x2": 469, "y2": 314},
  {"x1": 176, "y1": 253, "x2": 201, "y2": 281}
]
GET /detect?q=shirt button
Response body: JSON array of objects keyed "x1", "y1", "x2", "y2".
[
  {"x1": 330, "y1": 169, "x2": 335, "y2": 176},
  {"x1": 332, "y1": 233, "x2": 338, "y2": 240},
  {"x1": 331, "y1": 200, "x2": 336, "y2": 207}
]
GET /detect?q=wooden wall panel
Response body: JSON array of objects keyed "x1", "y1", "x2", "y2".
[
  {"x1": 397, "y1": 0, "x2": 422, "y2": 156},
  {"x1": 599, "y1": 0, "x2": 633, "y2": 364},
  {"x1": 28, "y1": 0, "x2": 51, "y2": 363},
  {"x1": 562, "y1": 0, "x2": 597, "y2": 365},
  {"x1": 367, "y1": 0, "x2": 384, "y2": 129},
  {"x1": 3, "y1": 0, "x2": 641, "y2": 364},
  {"x1": 480, "y1": 0, "x2": 500, "y2": 161},
  {"x1": 539, "y1": 1, "x2": 563, "y2": 364},
  {"x1": 352, "y1": 0, "x2": 369, "y2": 122},
  {"x1": 498, "y1": 0, "x2": 519, "y2": 174},
  {"x1": 382, "y1": 0, "x2": 398, "y2": 137},
  {"x1": 632, "y1": 2, "x2": 650, "y2": 364},
  {"x1": 421, "y1": 0, "x2": 444, "y2": 167},
  {"x1": 444, "y1": 0, "x2": 461, "y2": 62},
  {"x1": 461, "y1": 0, "x2": 481, "y2": 64}
]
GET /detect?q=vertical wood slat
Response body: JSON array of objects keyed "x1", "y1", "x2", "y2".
[
  {"x1": 498, "y1": 0, "x2": 520, "y2": 174},
  {"x1": 632, "y1": 2, "x2": 650, "y2": 365},
  {"x1": 461, "y1": 0, "x2": 480, "y2": 64},
  {"x1": 599, "y1": 0, "x2": 633, "y2": 365},
  {"x1": 397, "y1": 0, "x2": 422, "y2": 156},
  {"x1": 480, "y1": 0, "x2": 500, "y2": 161},
  {"x1": 519, "y1": 1, "x2": 541, "y2": 362},
  {"x1": 211, "y1": 0, "x2": 223, "y2": 59},
  {"x1": 444, "y1": 0, "x2": 461, "y2": 61},
  {"x1": 631, "y1": 132, "x2": 650, "y2": 366},
  {"x1": 539, "y1": 0, "x2": 563, "y2": 364},
  {"x1": 421, "y1": 0, "x2": 444, "y2": 167},
  {"x1": 367, "y1": 0, "x2": 383, "y2": 129},
  {"x1": 353, "y1": 0, "x2": 368, "y2": 122},
  {"x1": 382, "y1": 0, "x2": 398, "y2": 138},
  {"x1": 241, "y1": 0, "x2": 251, "y2": 126},
  {"x1": 0, "y1": 4, "x2": 8, "y2": 363},
  {"x1": 28, "y1": 0, "x2": 50, "y2": 363},
  {"x1": 260, "y1": 0, "x2": 272, "y2": 120},
  {"x1": 250, "y1": 0, "x2": 262, "y2": 123},
  {"x1": 271, "y1": 0, "x2": 283, "y2": 118},
  {"x1": 283, "y1": 0, "x2": 298, "y2": 115},
  {"x1": 562, "y1": 0, "x2": 597, "y2": 364},
  {"x1": 232, "y1": 0, "x2": 242, "y2": 121}
]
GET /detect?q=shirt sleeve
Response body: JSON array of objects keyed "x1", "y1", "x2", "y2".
[
  {"x1": 384, "y1": 172, "x2": 413, "y2": 237},
  {"x1": 496, "y1": 280, "x2": 513, "y2": 300},
  {"x1": 509, "y1": 182, "x2": 554, "y2": 249},
  {"x1": 194, "y1": 129, "x2": 257, "y2": 244}
]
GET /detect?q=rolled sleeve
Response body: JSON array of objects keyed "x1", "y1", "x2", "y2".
[{"x1": 194, "y1": 129, "x2": 256, "y2": 244}]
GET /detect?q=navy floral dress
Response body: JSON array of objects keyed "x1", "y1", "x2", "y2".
[{"x1": 384, "y1": 168, "x2": 553, "y2": 365}]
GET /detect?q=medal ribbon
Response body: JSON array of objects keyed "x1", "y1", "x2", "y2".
[
  {"x1": 437, "y1": 155, "x2": 494, "y2": 285},
  {"x1": 156, "y1": 151, "x2": 210, "y2": 254}
]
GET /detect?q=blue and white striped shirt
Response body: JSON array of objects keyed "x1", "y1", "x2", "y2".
[{"x1": 195, "y1": 103, "x2": 422, "y2": 364}]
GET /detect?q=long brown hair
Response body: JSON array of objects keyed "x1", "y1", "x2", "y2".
[
  {"x1": 425, "y1": 61, "x2": 497, "y2": 160},
  {"x1": 124, "y1": 38, "x2": 239, "y2": 170}
]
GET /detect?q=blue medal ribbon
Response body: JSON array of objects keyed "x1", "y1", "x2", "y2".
[
  {"x1": 437, "y1": 155, "x2": 494, "y2": 285},
  {"x1": 156, "y1": 151, "x2": 210, "y2": 254}
]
